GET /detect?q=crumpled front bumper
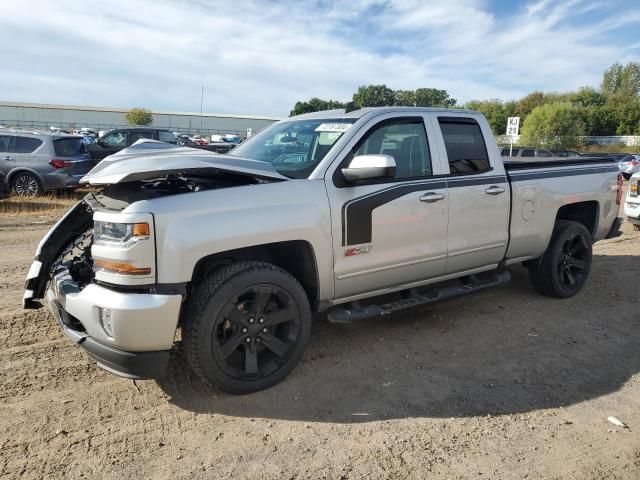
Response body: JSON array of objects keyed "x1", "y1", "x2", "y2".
[{"x1": 46, "y1": 271, "x2": 182, "y2": 379}]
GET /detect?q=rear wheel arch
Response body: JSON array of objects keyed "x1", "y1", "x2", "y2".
[{"x1": 555, "y1": 201, "x2": 599, "y2": 238}]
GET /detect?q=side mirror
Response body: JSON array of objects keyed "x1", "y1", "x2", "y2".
[{"x1": 342, "y1": 154, "x2": 396, "y2": 183}]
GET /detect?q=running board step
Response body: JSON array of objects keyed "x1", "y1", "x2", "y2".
[{"x1": 327, "y1": 271, "x2": 511, "y2": 324}]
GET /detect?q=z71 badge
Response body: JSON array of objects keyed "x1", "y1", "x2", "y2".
[{"x1": 343, "y1": 245, "x2": 371, "y2": 257}]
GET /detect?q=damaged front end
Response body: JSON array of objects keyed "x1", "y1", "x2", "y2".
[{"x1": 23, "y1": 200, "x2": 94, "y2": 309}]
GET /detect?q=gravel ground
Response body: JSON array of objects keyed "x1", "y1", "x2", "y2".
[{"x1": 0, "y1": 205, "x2": 639, "y2": 479}]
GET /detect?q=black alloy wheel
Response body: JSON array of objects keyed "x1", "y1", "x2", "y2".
[
  {"x1": 556, "y1": 232, "x2": 589, "y2": 289},
  {"x1": 528, "y1": 220, "x2": 593, "y2": 298},
  {"x1": 213, "y1": 284, "x2": 301, "y2": 380}
]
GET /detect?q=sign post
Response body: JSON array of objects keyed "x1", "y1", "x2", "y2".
[{"x1": 506, "y1": 117, "x2": 520, "y2": 157}]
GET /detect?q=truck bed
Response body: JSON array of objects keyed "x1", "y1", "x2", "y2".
[{"x1": 503, "y1": 156, "x2": 620, "y2": 264}]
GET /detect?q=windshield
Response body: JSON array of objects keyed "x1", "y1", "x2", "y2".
[{"x1": 229, "y1": 118, "x2": 356, "y2": 178}]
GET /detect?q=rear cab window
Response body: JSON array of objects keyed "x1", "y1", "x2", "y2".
[{"x1": 437, "y1": 117, "x2": 491, "y2": 174}]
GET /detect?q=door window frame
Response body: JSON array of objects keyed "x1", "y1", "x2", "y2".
[
  {"x1": 435, "y1": 116, "x2": 493, "y2": 176},
  {"x1": 331, "y1": 114, "x2": 445, "y2": 188}
]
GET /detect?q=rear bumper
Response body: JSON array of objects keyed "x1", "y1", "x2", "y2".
[
  {"x1": 605, "y1": 217, "x2": 624, "y2": 239},
  {"x1": 42, "y1": 173, "x2": 86, "y2": 191},
  {"x1": 49, "y1": 298, "x2": 170, "y2": 379}
]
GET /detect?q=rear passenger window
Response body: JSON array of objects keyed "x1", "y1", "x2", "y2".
[
  {"x1": 521, "y1": 149, "x2": 535, "y2": 157},
  {"x1": 12, "y1": 136, "x2": 43, "y2": 153},
  {"x1": 438, "y1": 118, "x2": 490, "y2": 174}
]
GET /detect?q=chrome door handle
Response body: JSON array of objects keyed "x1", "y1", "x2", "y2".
[
  {"x1": 2, "y1": 156, "x2": 13, "y2": 161},
  {"x1": 419, "y1": 192, "x2": 445, "y2": 203},
  {"x1": 485, "y1": 185, "x2": 505, "y2": 195}
]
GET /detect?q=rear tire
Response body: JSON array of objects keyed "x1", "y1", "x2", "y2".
[
  {"x1": 182, "y1": 261, "x2": 312, "y2": 394},
  {"x1": 527, "y1": 220, "x2": 593, "y2": 298},
  {"x1": 12, "y1": 173, "x2": 42, "y2": 196}
]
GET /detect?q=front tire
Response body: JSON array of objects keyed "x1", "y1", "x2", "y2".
[
  {"x1": 527, "y1": 220, "x2": 593, "y2": 298},
  {"x1": 183, "y1": 261, "x2": 312, "y2": 394}
]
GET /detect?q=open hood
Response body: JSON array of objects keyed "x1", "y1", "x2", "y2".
[{"x1": 80, "y1": 139, "x2": 288, "y2": 185}]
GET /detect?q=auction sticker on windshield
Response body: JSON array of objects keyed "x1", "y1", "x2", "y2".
[{"x1": 315, "y1": 123, "x2": 352, "y2": 132}]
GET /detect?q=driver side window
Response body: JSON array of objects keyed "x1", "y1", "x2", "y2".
[{"x1": 353, "y1": 119, "x2": 432, "y2": 179}]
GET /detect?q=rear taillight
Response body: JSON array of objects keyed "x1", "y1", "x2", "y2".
[
  {"x1": 631, "y1": 160, "x2": 639, "y2": 166},
  {"x1": 616, "y1": 173, "x2": 623, "y2": 205},
  {"x1": 49, "y1": 159, "x2": 72, "y2": 168}
]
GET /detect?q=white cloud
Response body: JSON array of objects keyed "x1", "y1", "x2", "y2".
[{"x1": 1, "y1": 0, "x2": 638, "y2": 116}]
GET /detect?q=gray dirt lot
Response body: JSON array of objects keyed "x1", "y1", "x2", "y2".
[{"x1": 0, "y1": 208, "x2": 639, "y2": 479}]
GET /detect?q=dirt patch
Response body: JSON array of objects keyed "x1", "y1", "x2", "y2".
[{"x1": 1, "y1": 208, "x2": 639, "y2": 479}]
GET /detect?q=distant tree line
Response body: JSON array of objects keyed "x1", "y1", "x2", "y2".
[
  {"x1": 289, "y1": 86, "x2": 456, "y2": 116},
  {"x1": 289, "y1": 62, "x2": 640, "y2": 149}
]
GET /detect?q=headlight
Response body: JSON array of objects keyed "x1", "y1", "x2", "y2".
[
  {"x1": 94, "y1": 221, "x2": 150, "y2": 247},
  {"x1": 91, "y1": 212, "x2": 156, "y2": 284}
]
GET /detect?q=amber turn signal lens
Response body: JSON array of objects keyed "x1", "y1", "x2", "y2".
[
  {"x1": 132, "y1": 223, "x2": 150, "y2": 237},
  {"x1": 94, "y1": 259, "x2": 151, "y2": 275}
]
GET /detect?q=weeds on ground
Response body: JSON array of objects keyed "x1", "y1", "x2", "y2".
[{"x1": 0, "y1": 190, "x2": 88, "y2": 217}]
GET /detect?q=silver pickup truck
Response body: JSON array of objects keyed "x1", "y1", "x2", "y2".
[{"x1": 23, "y1": 107, "x2": 624, "y2": 394}]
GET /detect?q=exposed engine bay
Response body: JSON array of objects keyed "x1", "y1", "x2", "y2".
[{"x1": 24, "y1": 171, "x2": 272, "y2": 308}]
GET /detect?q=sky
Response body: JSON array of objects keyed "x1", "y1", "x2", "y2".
[{"x1": 3, "y1": 0, "x2": 640, "y2": 117}]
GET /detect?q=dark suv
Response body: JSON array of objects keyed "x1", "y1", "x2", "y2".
[{"x1": 88, "y1": 128, "x2": 177, "y2": 159}]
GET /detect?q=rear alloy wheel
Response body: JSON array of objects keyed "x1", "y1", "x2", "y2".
[
  {"x1": 183, "y1": 262, "x2": 311, "y2": 394},
  {"x1": 528, "y1": 220, "x2": 592, "y2": 298},
  {"x1": 12, "y1": 173, "x2": 42, "y2": 196}
]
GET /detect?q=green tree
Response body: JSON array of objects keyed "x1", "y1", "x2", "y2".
[
  {"x1": 464, "y1": 99, "x2": 509, "y2": 136},
  {"x1": 569, "y1": 86, "x2": 606, "y2": 108},
  {"x1": 515, "y1": 91, "x2": 545, "y2": 119},
  {"x1": 519, "y1": 102, "x2": 586, "y2": 149},
  {"x1": 602, "y1": 62, "x2": 640, "y2": 98},
  {"x1": 352, "y1": 84, "x2": 396, "y2": 107},
  {"x1": 413, "y1": 88, "x2": 456, "y2": 108},
  {"x1": 579, "y1": 105, "x2": 617, "y2": 136},
  {"x1": 289, "y1": 97, "x2": 345, "y2": 116},
  {"x1": 393, "y1": 90, "x2": 416, "y2": 106},
  {"x1": 125, "y1": 107, "x2": 153, "y2": 126}
]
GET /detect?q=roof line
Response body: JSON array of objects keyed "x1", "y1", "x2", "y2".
[{"x1": 0, "y1": 100, "x2": 282, "y2": 121}]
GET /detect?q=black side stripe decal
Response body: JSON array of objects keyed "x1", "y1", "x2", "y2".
[
  {"x1": 508, "y1": 165, "x2": 617, "y2": 181},
  {"x1": 341, "y1": 166, "x2": 618, "y2": 246}
]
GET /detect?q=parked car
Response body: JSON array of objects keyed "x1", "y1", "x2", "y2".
[
  {"x1": 500, "y1": 147, "x2": 555, "y2": 158},
  {"x1": 551, "y1": 150, "x2": 582, "y2": 158},
  {"x1": 624, "y1": 173, "x2": 640, "y2": 230},
  {"x1": 0, "y1": 129, "x2": 97, "y2": 196},
  {"x1": 87, "y1": 128, "x2": 177, "y2": 159},
  {"x1": 617, "y1": 154, "x2": 640, "y2": 180},
  {"x1": 24, "y1": 107, "x2": 622, "y2": 394}
]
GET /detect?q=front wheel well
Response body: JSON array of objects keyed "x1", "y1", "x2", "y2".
[
  {"x1": 555, "y1": 201, "x2": 599, "y2": 237},
  {"x1": 190, "y1": 241, "x2": 320, "y2": 310}
]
